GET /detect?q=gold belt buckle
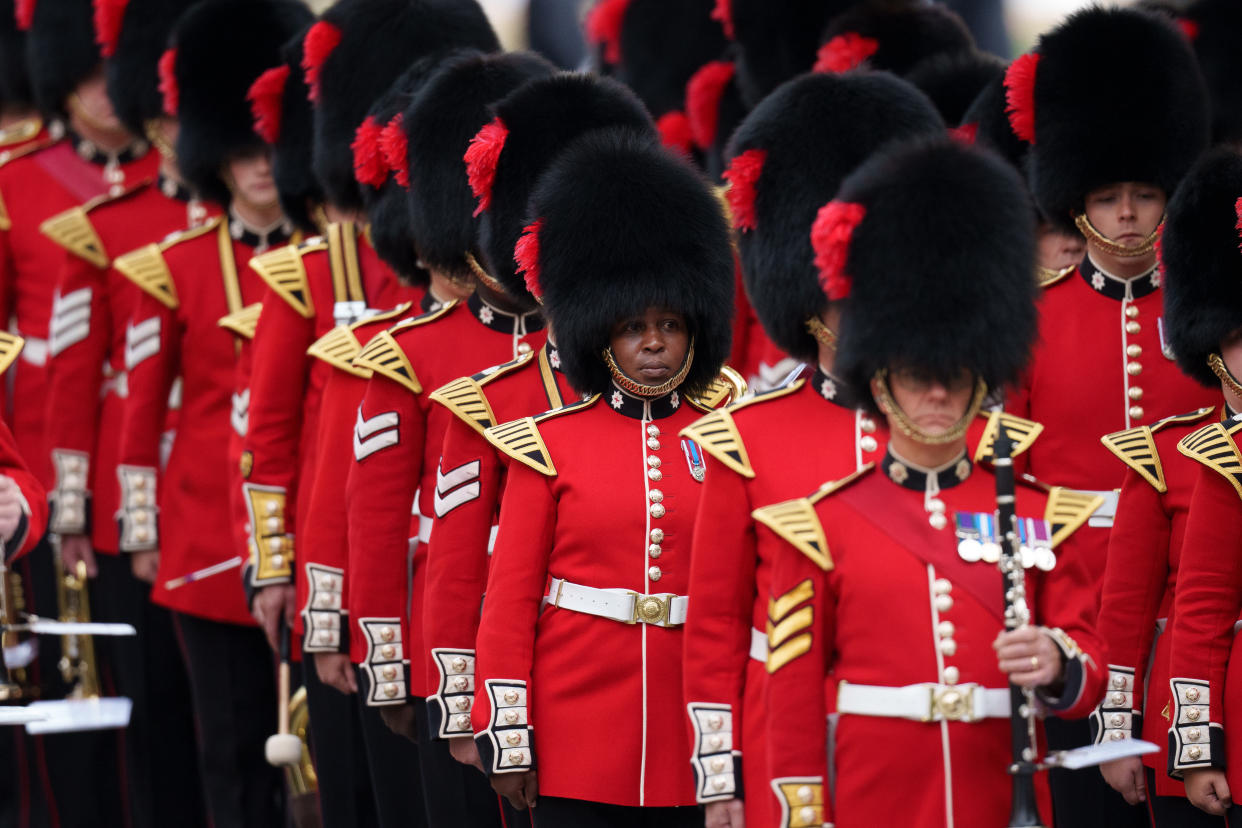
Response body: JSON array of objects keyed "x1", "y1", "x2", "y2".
[
  {"x1": 930, "y1": 684, "x2": 975, "y2": 722},
  {"x1": 630, "y1": 593, "x2": 671, "y2": 626}
]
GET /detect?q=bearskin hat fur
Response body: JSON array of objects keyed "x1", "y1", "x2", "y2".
[
  {"x1": 474, "y1": 72, "x2": 656, "y2": 302},
  {"x1": 523, "y1": 130, "x2": 733, "y2": 397},
  {"x1": 1184, "y1": 0, "x2": 1242, "y2": 143},
  {"x1": 103, "y1": 0, "x2": 196, "y2": 136},
  {"x1": 1160, "y1": 147, "x2": 1242, "y2": 387},
  {"x1": 169, "y1": 0, "x2": 310, "y2": 206},
  {"x1": 611, "y1": 0, "x2": 727, "y2": 119},
  {"x1": 826, "y1": 138, "x2": 1038, "y2": 408},
  {"x1": 959, "y1": 73, "x2": 1027, "y2": 174},
  {"x1": 260, "y1": 26, "x2": 322, "y2": 234},
  {"x1": 26, "y1": 0, "x2": 99, "y2": 117},
  {"x1": 904, "y1": 49, "x2": 1004, "y2": 127},
  {"x1": 0, "y1": 0, "x2": 32, "y2": 109},
  {"x1": 725, "y1": 71, "x2": 943, "y2": 363},
  {"x1": 1018, "y1": 7, "x2": 1209, "y2": 233},
  {"x1": 729, "y1": 0, "x2": 851, "y2": 106},
  {"x1": 816, "y1": 3, "x2": 974, "y2": 78},
  {"x1": 311, "y1": 0, "x2": 498, "y2": 213}
]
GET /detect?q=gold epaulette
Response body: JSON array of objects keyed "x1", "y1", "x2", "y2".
[
  {"x1": 114, "y1": 242, "x2": 180, "y2": 310},
  {"x1": 482, "y1": 395, "x2": 598, "y2": 476},
  {"x1": 218, "y1": 302, "x2": 263, "y2": 340},
  {"x1": 1037, "y1": 264, "x2": 1075, "y2": 288},
  {"x1": 680, "y1": 408, "x2": 754, "y2": 478},
  {"x1": 250, "y1": 241, "x2": 322, "y2": 319},
  {"x1": 0, "y1": 331, "x2": 23, "y2": 374},
  {"x1": 0, "y1": 116, "x2": 41, "y2": 148},
  {"x1": 690, "y1": 364, "x2": 748, "y2": 411},
  {"x1": 1045, "y1": 488, "x2": 1105, "y2": 548},
  {"x1": 751, "y1": 464, "x2": 874, "y2": 570},
  {"x1": 428, "y1": 352, "x2": 539, "y2": 436},
  {"x1": 39, "y1": 206, "x2": 108, "y2": 268},
  {"x1": 0, "y1": 137, "x2": 55, "y2": 231},
  {"x1": 1178, "y1": 418, "x2": 1242, "y2": 500},
  {"x1": 973, "y1": 410, "x2": 1044, "y2": 465},
  {"x1": 1101, "y1": 407, "x2": 1215, "y2": 494},
  {"x1": 353, "y1": 330, "x2": 420, "y2": 394},
  {"x1": 307, "y1": 325, "x2": 366, "y2": 377}
]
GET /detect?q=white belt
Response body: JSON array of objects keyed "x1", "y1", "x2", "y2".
[
  {"x1": 837, "y1": 680, "x2": 1010, "y2": 723},
  {"x1": 544, "y1": 577, "x2": 688, "y2": 627},
  {"x1": 18, "y1": 335, "x2": 47, "y2": 366},
  {"x1": 1080, "y1": 489, "x2": 1120, "y2": 528},
  {"x1": 750, "y1": 626, "x2": 766, "y2": 662},
  {"x1": 414, "y1": 515, "x2": 498, "y2": 554}
]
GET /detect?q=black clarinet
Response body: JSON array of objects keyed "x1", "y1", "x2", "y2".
[{"x1": 992, "y1": 429, "x2": 1045, "y2": 828}]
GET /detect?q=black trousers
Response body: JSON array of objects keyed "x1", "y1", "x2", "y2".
[
  {"x1": 415, "y1": 733, "x2": 510, "y2": 828},
  {"x1": 302, "y1": 658, "x2": 377, "y2": 828},
  {"x1": 533, "y1": 797, "x2": 701, "y2": 828},
  {"x1": 92, "y1": 553, "x2": 205, "y2": 828},
  {"x1": 352, "y1": 670, "x2": 428, "y2": 827},
  {"x1": 1045, "y1": 717, "x2": 1148, "y2": 828},
  {"x1": 173, "y1": 611, "x2": 282, "y2": 828},
  {"x1": 1144, "y1": 767, "x2": 1229, "y2": 828}
]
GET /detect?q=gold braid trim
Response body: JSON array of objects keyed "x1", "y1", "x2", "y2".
[
  {"x1": 603, "y1": 340, "x2": 695, "y2": 398},
  {"x1": 872, "y1": 368, "x2": 987, "y2": 445},
  {"x1": 805, "y1": 316, "x2": 837, "y2": 351},
  {"x1": 1209, "y1": 353, "x2": 1242, "y2": 398},
  {"x1": 1074, "y1": 213, "x2": 1161, "y2": 259}
]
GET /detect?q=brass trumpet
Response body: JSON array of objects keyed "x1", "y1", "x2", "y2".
[{"x1": 54, "y1": 551, "x2": 100, "y2": 699}]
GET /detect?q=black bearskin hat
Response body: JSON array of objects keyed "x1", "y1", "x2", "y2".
[
  {"x1": 1160, "y1": 147, "x2": 1242, "y2": 388},
  {"x1": 249, "y1": 25, "x2": 321, "y2": 234},
  {"x1": 959, "y1": 72, "x2": 1027, "y2": 175},
  {"x1": 401, "y1": 50, "x2": 555, "y2": 295},
  {"x1": 24, "y1": 0, "x2": 99, "y2": 118},
  {"x1": 726, "y1": 0, "x2": 853, "y2": 107},
  {"x1": 306, "y1": 0, "x2": 498, "y2": 213},
  {"x1": 724, "y1": 70, "x2": 943, "y2": 363},
  {"x1": 1184, "y1": 0, "x2": 1242, "y2": 144},
  {"x1": 904, "y1": 49, "x2": 1004, "y2": 127},
  {"x1": 166, "y1": 0, "x2": 311, "y2": 206},
  {"x1": 0, "y1": 0, "x2": 32, "y2": 110},
  {"x1": 821, "y1": 138, "x2": 1037, "y2": 409},
  {"x1": 98, "y1": 0, "x2": 196, "y2": 137},
  {"x1": 469, "y1": 72, "x2": 656, "y2": 303},
  {"x1": 1011, "y1": 6, "x2": 1209, "y2": 234},
  {"x1": 521, "y1": 130, "x2": 733, "y2": 397},
  {"x1": 815, "y1": 3, "x2": 974, "y2": 78}
]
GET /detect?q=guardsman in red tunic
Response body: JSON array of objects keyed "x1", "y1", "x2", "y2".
[
  {"x1": 760, "y1": 138, "x2": 1106, "y2": 828},
  {"x1": 112, "y1": 3, "x2": 310, "y2": 825},
  {"x1": 0, "y1": 335, "x2": 46, "y2": 561},
  {"x1": 998, "y1": 11, "x2": 1217, "y2": 825},
  {"x1": 1092, "y1": 148, "x2": 1242, "y2": 826},
  {"x1": 472, "y1": 130, "x2": 739, "y2": 825},
  {"x1": 678, "y1": 70, "x2": 945, "y2": 828}
]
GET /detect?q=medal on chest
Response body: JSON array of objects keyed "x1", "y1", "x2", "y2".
[{"x1": 955, "y1": 511, "x2": 1056, "y2": 571}]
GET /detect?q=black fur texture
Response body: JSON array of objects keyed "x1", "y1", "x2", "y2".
[
  {"x1": 1185, "y1": 0, "x2": 1242, "y2": 143},
  {"x1": 402, "y1": 50, "x2": 555, "y2": 292},
  {"x1": 313, "y1": 0, "x2": 498, "y2": 212},
  {"x1": 904, "y1": 49, "x2": 1003, "y2": 127},
  {"x1": 730, "y1": 0, "x2": 850, "y2": 107},
  {"x1": 1028, "y1": 6, "x2": 1209, "y2": 234},
  {"x1": 831, "y1": 137, "x2": 1038, "y2": 409},
  {"x1": 26, "y1": 0, "x2": 98, "y2": 117},
  {"x1": 479, "y1": 72, "x2": 656, "y2": 302},
  {"x1": 727, "y1": 70, "x2": 944, "y2": 362},
  {"x1": 819, "y1": 3, "x2": 975, "y2": 77},
  {"x1": 105, "y1": 0, "x2": 196, "y2": 136},
  {"x1": 960, "y1": 72, "x2": 1027, "y2": 174},
  {"x1": 528, "y1": 130, "x2": 733, "y2": 397},
  {"x1": 272, "y1": 26, "x2": 321, "y2": 235},
  {"x1": 1160, "y1": 147, "x2": 1242, "y2": 387},
  {"x1": 614, "y1": 0, "x2": 726, "y2": 118},
  {"x1": 0, "y1": 0, "x2": 31, "y2": 109}
]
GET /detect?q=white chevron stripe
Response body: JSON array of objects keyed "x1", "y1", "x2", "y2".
[
  {"x1": 49, "y1": 287, "x2": 93, "y2": 356},
  {"x1": 354, "y1": 409, "x2": 399, "y2": 461},
  {"x1": 124, "y1": 317, "x2": 161, "y2": 369},
  {"x1": 231, "y1": 389, "x2": 250, "y2": 437},
  {"x1": 433, "y1": 459, "x2": 482, "y2": 517}
]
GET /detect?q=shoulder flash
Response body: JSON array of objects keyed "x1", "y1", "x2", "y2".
[
  {"x1": 751, "y1": 464, "x2": 873, "y2": 570},
  {"x1": 1100, "y1": 426, "x2": 1164, "y2": 492},
  {"x1": 484, "y1": 417, "x2": 556, "y2": 476},
  {"x1": 386, "y1": 298, "x2": 458, "y2": 334},
  {"x1": 250, "y1": 243, "x2": 314, "y2": 318},
  {"x1": 114, "y1": 244, "x2": 178, "y2": 309},
  {"x1": 353, "y1": 330, "x2": 420, "y2": 394},
  {"x1": 1038, "y1": 265, "x2": 1075, "y2": 288},
  {"x1": 39, "y1": 205, "x2": 108, "y2": 268},
  {"x1": 729, "y1": 376, "x2": 806, "y2": 414},
  {"x1": 351, "y1": 301, "x2": 412, "y2": 330},
  {"x1": 679, "y1": 408, "x2": 753, "y2": 478},
  {"x1": 472, "y1": 349, "x2": 535, "y2": 384},
  {"x1": 1178, "y1": 420, "x2": 1242, "y2": 500},
  {"x1": 974, "y1": 411, "x2": 1045, "y2": 465},
  {"x1": 1045, "y1": 488, "x2": 1105, "y2": 548},
  {"x1": 0, "y1": 332, "x2": 23, "y2": 374},
  {"x1": 158, "y1": 214, "x2": 223, "y2": 250},
  {"x1": 429, "y1": 376, "x2": 499, "y2": 436},
  {"x1": 0, "y1": 117, "x2": 41, "y2": 148},
  {"x1": 1153, "y1": 406, "x2": 1216, "y2": 432},
  {"x1": 307, "y1": 324, "x2": 368, "y2": 378},
  {"x1": 690, "y1": 365, "x2": 748, "y2": 411},
  {"x1": 218, "y1": 303, "x2": 263, "y2": 340}
]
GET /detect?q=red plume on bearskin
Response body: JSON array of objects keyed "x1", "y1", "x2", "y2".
[
  {"x1": 948, "y1": 122, "x2": 978, "y2": 144},
  {"x1": 14, "y1": 0, "x2": 33, "y2": 30},
  {"x1": 514, "y1": 218, "x2": 543, "y2": 299},
  {"x1": 813, "y1": 32, "x2": 879, "y2": 74},
  {"x1": 584, "y1": 0, "x2": 630, "y2": 65},
  {"x1": 1003, "y1": 52, "x2": 1038, "y2": 144},
  {"x1": 93, "y1": 0, "x2": 128, "y2": 56},
  {"x1": 301, "y1": 20, "x2": 340, "y2": 104},
  {"x1": 465, "y1": 116, "x2": 509, "y2": 216},
  {"x1": 157, "y1": 47, "x2": 177, "y2": 116},
  {"x1": 722, "y1": 148, "x2": 765, "y2": 232},
  {"x1": 1179, "y1": 18, "x2": 1199, "y2": 41},
  {"x1": 710, "y1": 0, "x2": 734, "y2": 40},
  {"x1": 1235, "y1": 196, "x2": 1242, "y2": 248},
  {"x1": 248, "y1": 64, "x2": 288, "y2": 143},
  {"x1": 811, "y1": 200, "x2": 865, "y2": 301},
  {"x1": 657, "y1": 110, "x2": 693, "y2": 156},
  {"x1": 687, "y1": 60, "x2": 735, "y2": 149},
  {"x1": 351, "y1": 115, "x2": 388, "y2": 189},
  {"x1": 379, "y1": 113, "x2": 408, "y2": 188}
]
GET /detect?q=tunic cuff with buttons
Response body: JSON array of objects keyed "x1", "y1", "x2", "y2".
[
  {"x1": 772, "y1": 777, "x2": 826, "y2": 828},
  {"x1": 1034, "y1": 626, "x2": 1089, "y2": 712},
  {"x1": 301, "y1": 563, "x2": 346, "y2": 653},
  {"x1": 430, "y1": 648, "x2": 477, "y2": 739},
  {"x1": 116, "y1": 464, "x2": 157, "y2": 551},
  {"x1": 688, "y1": 702, "x2": 742, "y2": 802},
  {"x1": 241, "y1": 483, "x2": 294, "y2": 597},
  {"x1": 1090, "y1": 665, "x2": 1141, "y2": 746},
  {"x1": 49, "y1": 448, "x2": 90, "y2": 535},
  {"x1": 1167, "y1": 678, "x2": 1222, "y2": 776},
  {"x1": 359, "y1": 617, "x2": 409, "y2": 705},
  {"x1": 475, "y1": 679, "x2": 534, "y2": 775}
]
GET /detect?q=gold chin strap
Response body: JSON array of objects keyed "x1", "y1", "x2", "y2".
[
  {"x1": 805, "y1": 316, "x2": 838, "y2": 351},
  {"x1": 1074, "y1": 213, "x2": 1162, "y2": 259},
  {"x1": 603, "y1": 339, "x2": 696, "y2": 398},
  {"x1": 1208, "y1": 353, "x2": 1242, "y2": 398},
  {"x1": 144, "y1": 119, "x2": 175, "y2": 161},
  {"x1": 872, "y1": 367, "x2": 988, "y2": 446},
  {"x1": 464, "y1": 251, "x2": 507, "y2": 295}
]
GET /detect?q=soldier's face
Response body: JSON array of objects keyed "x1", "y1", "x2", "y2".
[
  {"x1": 1036, "y1": 221, "x2": 1085, "y2": 272},
  {"x1": 881, "y1": 367, "x2": 975, "y2": 437},
  {"x1": 1083, "y1": 182, "x2": 1166, "y2": 247},
  {"x1": 69, "y1": 70, "x2": 124, "y2": 134},
  {"x1": 225, "y1": 150, "x2": 279, "y2": 210},
  {"x1": 608, "y1": 307, "x2": 689, "y2": 386},
  {"x1": 1222, "y1": 328, "x2": 1242, "y2": 384}
]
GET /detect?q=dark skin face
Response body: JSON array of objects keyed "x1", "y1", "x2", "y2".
[{"x1": 608, "y1": 306, "x2": 689, "y2": 384}]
